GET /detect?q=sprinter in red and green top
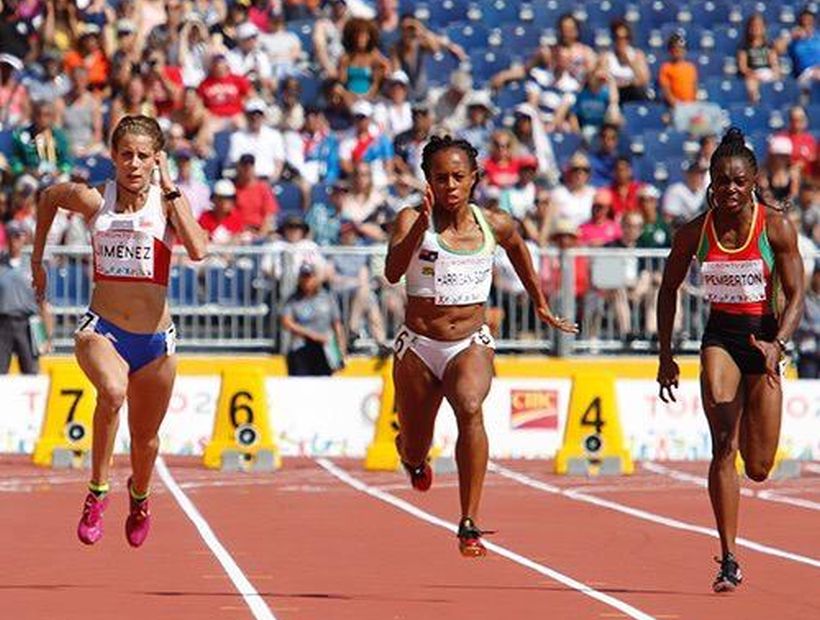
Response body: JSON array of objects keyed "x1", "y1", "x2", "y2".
[{"x1": 656, "y1": 128, "x2": 805, "y2": 593}]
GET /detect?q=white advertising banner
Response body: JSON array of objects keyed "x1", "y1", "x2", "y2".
[{"x1": 1, "y1": 376, "x2": 817, "y2": 459}]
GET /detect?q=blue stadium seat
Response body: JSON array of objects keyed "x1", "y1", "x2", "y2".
[
  {"x1": 622, "y1": 103, "x2": 667, "y2": 133},
  {"x1": 758, "y1": 79, "x2": 800, "y2": 108},
  {"x1": 480, "y1": 0, "x2": 521, "y2": 27},
  {"x1": 640, "y1": 130, "x2": 687, "y2": 159},
  {"x1": 495, "y1": 82, "x2": 526, "y2": 111},
  {"x1": 688, "y1": 0, "x2": 731, "y2": 25},
  {"x1": 500, "y1": 23, "x2": 541, "y2": 50},
  {"x1": 642, "y1": 0, "x2": 680, "y2": 28},
  {"x1": 77, "y1": 156, "x2": 115, "y2": 185},
  {"x1": 422, "y1": 51, "x2": 463, "y2": 86},
  {"x1": 695, "y1": 53, "x2": 724, "y2": 79},
  {"x1": 203, "y1": 156, "x2": 221, "y2": 181},
  {"x1": 469, "y1": 49, "x2": 512, "y2": 84},
  {"x1": 297, "y1": 75, "x2": 322, "y2": 108},
  {"x1": 659, "y1": 23, "x2": 703, "y2": 50},
  {"x1": 274, "y1": 181, "x2": 303, "y2": 215},
  {"x1": 529, "y1": 3, "x2": 563, "y2": 29},
  {"x1": 703, "y1": 77, "x2": 747, "y2": 106},
  {"x1": 429, "y1": 0, "x2": 469, "y2": 29},
  {"x1": 169, "y1": 265, "x2": 198, "y2": 306},
  {"x1": 550, "y1": 133, "x2": 584, "y2": 167},
  {"x1": 711, "y1": 25, "x2": 741, "y2": 58},
  {"x1": 810, "y1": 82, "x2": 820, "y2": 104},
  {"x1": 286, "y1": 19, "x2": 315, "y2": 57},
  {"x1": 310, "y1": 182, "x2": 332, "y2": 207},
  {"x1": 446, "y1": 22, "x2": 490, "y2": 50},
  {"x1": 0, "y1": 129, "x2": 13, "y2": 155},
  {"x1": 728, "y1": 104, "x2": 772, "y2": 134},
  {"x1": 585, "y1": 3, "x2": 624, "y2": 31}
]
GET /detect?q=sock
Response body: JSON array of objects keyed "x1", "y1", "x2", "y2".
[
  {"x1": 129, "y1": 481, "x2": 150, "y2": 502},
  {"x1": 88, "y1": 481, "x2": 109, "y2": 498}
]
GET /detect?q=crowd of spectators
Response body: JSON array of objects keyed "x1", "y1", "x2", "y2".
[{"x1": 0, "y1": 0, "x2": 818, "y2": 372}]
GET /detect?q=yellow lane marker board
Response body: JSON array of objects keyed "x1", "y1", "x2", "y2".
[
  {"x1": 33, "y1": 366, "x2": 95, "y2": 468},
  {"x1": 555, "y1": 371, "x2": 634, "y2": 476},
  {"x1": 204, "y1": 369, "x2": 280, "y2": 471}
]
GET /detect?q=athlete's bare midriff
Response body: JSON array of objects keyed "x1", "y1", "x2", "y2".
[
  {"x1": 89, "y1": 281, "x2": 172, "y2": 333},
  {"x1": 404, "y1": 296, "x2": 485, "y2": 341}
]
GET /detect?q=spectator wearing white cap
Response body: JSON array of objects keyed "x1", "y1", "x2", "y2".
[
  {"x1": 174, "y1": 148, "x2": 211, "y2": 220},
  {"x1": 313, "y1": 0, "x2": 349, "y2": 80},
  {"x1": 430, "y1": 69, "x2": 474, "y2": 134},
  {"x1": 0, "y1": 53, "x2": 29, "y2": 128},
  {"x1": 635, "y1": 184, "x2": 671, "y2": 249},
  {"x1": 111, "y1": 19, "x2": 140, "y2": 66},
  {"x1": 228, "y1": 21, "x2": 275, "y2": 95},
  {"x1": 550, "y1": 152, "x2": 596, "y2": 230},
  {"x1": 759, "y1": 135, "x2": 800, "y2": 205},
  {"x1": 457, "y1": 90, "x2": 497, "y2": 160},
  {"x1": 373, "y1": 70, "x2": 412, "y2": 139},
  {"x1": 775, "y1": 106, "x2": 818, "y2": 175},
  {"x1": 198, "y1": 179, "x2": 246, "y2": 245},
  {"x1": 24, "y1": 49, "x2": 70, "y2": 106},
  {"x1": 225, "y1": 98, "x2": 286, "y2": 181},
  {"x1": 338, "y1": 99, "x2": 394, "y2": 189},
  {"x1": 661, "y1": 160, "x2": 708, "y2": 227},
  {"x1": 511, "y1": 103, "x2": 559, "y2": 186},
  {"x1": 260, "y1": 10, "x2": 303, "y2": 82}
]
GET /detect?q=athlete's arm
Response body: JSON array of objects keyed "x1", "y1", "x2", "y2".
[
  {"x1": 157, "y1": 151, "x2": 208, "y2": 261},
  {"x1": 384, "y1": 185, "x2": 432, "y2": 284},
  {"x1": 31, "y1": 182, "x2": 102, "y2": 301},
  {"x1": 766, "y1": 210, "x2": 805, "y2": 346},
  {"x1": 656, "y1": 216, "x2": 702, "y2": 401},
  {"x1": 486, "y1": 209, "x2": 577, "y2": 334}
]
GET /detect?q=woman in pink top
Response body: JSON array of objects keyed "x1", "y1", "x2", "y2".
[{"x1": 578, "y1": 189, "x2": 622, "y2": 246}]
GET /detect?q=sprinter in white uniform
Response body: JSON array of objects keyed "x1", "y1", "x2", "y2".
[
  {"x1": 385, "y1": 135, "x2": 577, "y2": 557},
  {"x1": 31, "y1": 116, "x2": 208, "y2": 548}
]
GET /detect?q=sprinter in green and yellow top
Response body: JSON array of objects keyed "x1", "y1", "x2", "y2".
[
  {"x1": 657, "y1": 128, "x2": 805, "y2": 593},
  {"x1": 385, "y1": 135, "x2": 577, "y2": 557}
]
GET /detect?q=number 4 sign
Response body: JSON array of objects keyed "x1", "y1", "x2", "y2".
[{"x1": 554, "y1": 371, "x2": 634, "y2": 475}]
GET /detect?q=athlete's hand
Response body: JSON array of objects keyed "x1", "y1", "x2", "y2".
[
  {"x1": 31, "y1": 261, "x2": 47, "y2": 303},
  {"x1": 536, "y1": 304, "x2": 578, "y2": 333},
  {"x1": 657, "y1": 353, "x2": 679, "y2": 403},
  {"x1": 749, "y1": 335, "x2": 782, "y2": 386},
  {"x1": 155, "y1": 151, "x2": 174, "y2": 192},
  {"x1": 418, "y1": 184, "x2": 433, "y2": 226}
]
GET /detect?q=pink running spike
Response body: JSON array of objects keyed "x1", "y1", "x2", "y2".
[
  {"x1": 125, "y1": 479, "x2": 151, "y2": 548},
  {"x1": 77, "y1": 492, "x2": 109, "y2": 545}
]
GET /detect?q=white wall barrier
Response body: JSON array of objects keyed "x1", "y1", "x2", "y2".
[{"x1": 1, "y1": 377, "x2": 817, "y2": 460}]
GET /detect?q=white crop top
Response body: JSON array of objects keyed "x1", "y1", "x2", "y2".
[
  {"x1": 405, "y1": 204, "x2": 496, "y2": 306},
  {"x1": 89, "y1": 181, "x2": 173, "y2": 286}
]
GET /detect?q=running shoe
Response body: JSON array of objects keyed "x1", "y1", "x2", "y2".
[
  {"x1": 125, "y1": 478, "x2": 151, "y2": 548},
  {"x1": 396, "y1": 433, "x2": 433, "y2": 492},
  {"x1": 457, "y1": 517, "x2": 487, "y2": 558},
  {"x1": 77, "y1": 492, "x2": 109, "y2": 545},
  {"x1": 712, "y1": 553, "x2": 743, "y2": 592},
  {"x1": 401, "y1": 459, "x2": 433, "y2": 492}
]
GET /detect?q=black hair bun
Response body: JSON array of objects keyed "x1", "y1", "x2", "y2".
[{"x1": 721, "y1": 126, "x2": 746, "y2": 147}]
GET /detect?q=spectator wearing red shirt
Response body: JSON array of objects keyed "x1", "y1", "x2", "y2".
[
  {"x1": 541, "y1": 218, "x2": 590, "y2": 303},
  {"x1": 777, "y1": 105, "x2": 818, "y2": 175},
  {"x1": 610, "y1": 156, "x2": 643, "y2": 219},
  {"x1": 578, "y1": 188, "x2": 622, "y2": 246},
  {"x1": 198, "y1": 179, "x2": 246, "y2": 244},
  {"x1": 482, "y1": 129, "x2": 523, "y2": 189},
  {"x1": 234, "y1": 154, "x2": 279, "y2": 238},
  {"x1": 196, "y1": 53, "x2": 251, "y2": 129}
]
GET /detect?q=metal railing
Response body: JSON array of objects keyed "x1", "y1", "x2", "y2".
[{"x1": 32, "y1": 244, "x2": 814, "y2": 355}]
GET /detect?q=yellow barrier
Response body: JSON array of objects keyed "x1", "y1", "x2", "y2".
[
  {"x1": 33, "y1": 366, "x2": 96, "y2": 468},
  {"x1": 203, "y1": 369, "x2": 280, "y2": 471},
  {"x1": 555, "y1": 371, "x2": 633, "y2": 475},
  {"x1": 364, "y1": 360, "x2": 401, "y2": 471}
]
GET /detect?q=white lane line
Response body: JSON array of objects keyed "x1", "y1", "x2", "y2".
[
  {"x1": 316, "y1": 458, "x2": 657, "y2": 620},
  {"x1": 489, "y1": 462, "x2": 820, "y2": 570},
  {"x1": 156, "y1": 458, "x2": 278, "y2": 620},
  {"x1": 643, "y1": 462, "x2": 820, "y2": 511}
]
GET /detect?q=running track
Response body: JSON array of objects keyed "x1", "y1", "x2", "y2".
[{"x1": 2, "y1": 455, "x2": 818, "y2": 619}]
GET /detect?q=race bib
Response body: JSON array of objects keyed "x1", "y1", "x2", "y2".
[
  {"x1": 433, "y1": 254, "x2": 493, "y2": 306},
  {"x1": 94, "y1": 230, "x2": 155, "y2": 279},
  {"x1": 701, "y1": 259, "x2": 766, "y2": 304}
]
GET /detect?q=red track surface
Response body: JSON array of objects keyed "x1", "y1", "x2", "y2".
[{"x1": 2, "y1": 455, "x2": 818, "y2": 619}]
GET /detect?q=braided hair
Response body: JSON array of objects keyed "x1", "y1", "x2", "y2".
[
  {"x1": 707, "y1": 126, "x2": 789, "y2": 212},
  {"x1": 420, "y1": 134, "x2": 479, "y2": 179}
]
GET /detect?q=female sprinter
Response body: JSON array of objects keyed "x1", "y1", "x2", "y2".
[
  {"x1": 31, "y1": 115, "x2": 208, "y2": 547},
  {"x1": 656, "y1": 128, "x2": 804, "y2": 591},
  {"x1": 385, "y1": 135, "x2": 577, "y2": 557}
]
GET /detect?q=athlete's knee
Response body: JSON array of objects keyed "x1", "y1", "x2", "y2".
[
  {"x1": 711, "y1": 431, "x2": 738, "y2": 464},
  {"x1": 744, "y1": 460, "x2": 773, "y2": 482},
  {"x1": 131, "y1": 433, "x2": 160, "y2": 453},
  {"x1": 454, "y1": 395, "x2": 484, "y2": 426},
  {"x1": 97, "y1": 382, "x2": 127, "y2": 412}
]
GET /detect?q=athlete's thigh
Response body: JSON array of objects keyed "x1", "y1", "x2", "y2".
[
  {"x1": 740, "y1": 373, "x2": 782, "y2": 463},
  {"x1": 442, "y1": 344, "x2": 494, "y2": 417},
  {"x1": 393, "y1": 349, "x2": 443, "y2": 433},
  {"x1": 700, "y1": 346, "x2": 743, "y2": 438},
  {"x1": 126, "y1": 353, "x2": 177, "y2": 438},
  {"x1": 74, "y1": 331, "x2": 129, "y2": 395}
]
